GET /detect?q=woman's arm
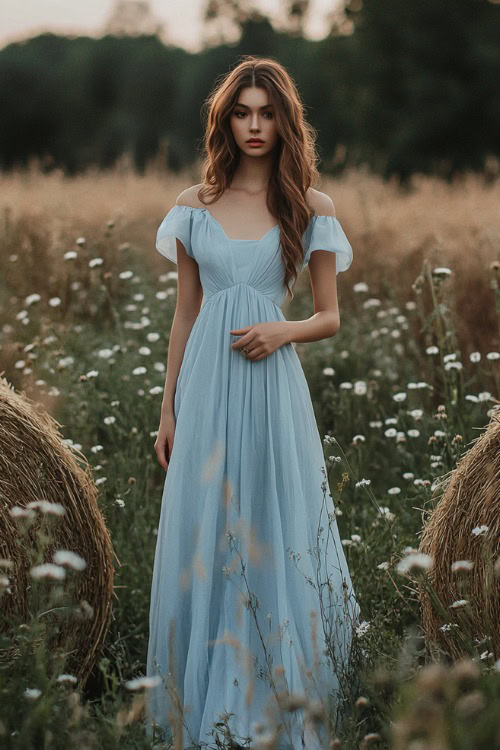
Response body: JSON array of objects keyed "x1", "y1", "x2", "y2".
[
  {"x1": 160, "y1": 235, "x2": 203, "y2": 419},
  {"x1": 285, "y1": 190, "x2": 341, "y2": 343}
]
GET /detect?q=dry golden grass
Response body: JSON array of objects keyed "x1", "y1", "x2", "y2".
[{"x1": 0, "y1": 161, "x2": 498, "y2": 350}]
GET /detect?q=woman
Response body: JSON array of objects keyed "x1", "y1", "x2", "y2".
[{"x1": 146, "y1": 56, "x2": 360, "y2": 749}]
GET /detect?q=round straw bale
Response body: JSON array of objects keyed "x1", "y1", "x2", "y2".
[
  {"x1": 0, "y1": 376, "x2": 119, "y2": 685},
  {"x1": 418, "y1": 410, "x2": 500, "y2": 659}
]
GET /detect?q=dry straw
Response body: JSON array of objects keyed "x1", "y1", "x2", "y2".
[
  {"x1": 418, "y1": 411, "x2": 500, "y2": 658},
  {"x1": 0, "y1": 376, "x2": 119, "y2": 685}
]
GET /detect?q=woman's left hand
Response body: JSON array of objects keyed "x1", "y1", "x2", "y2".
[{"x1": 229, "y1": 322, "x2": 290, "y2": 361}]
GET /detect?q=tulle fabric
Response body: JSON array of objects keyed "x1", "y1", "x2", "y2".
[
  {"x1": 156, "y1": 204, "x2": 353, "y2": 274},
  {"x1": 156, "y1": 204, "x2": 195, "y2": 261},
  {"x1": 302, "y1": 214, "x2": 353, "y2": 273},
  {"x1": 147, "y1": 205, "x2": 359, "y2": 749}
]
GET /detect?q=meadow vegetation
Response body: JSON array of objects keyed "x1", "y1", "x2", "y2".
[{"x1": 0, "y1": 163, "x2": 499, "y2": 749}]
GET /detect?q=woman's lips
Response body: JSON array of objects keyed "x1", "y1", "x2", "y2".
[{"x1": 247, "y1": 140, "x2": 264, "y2": 147}]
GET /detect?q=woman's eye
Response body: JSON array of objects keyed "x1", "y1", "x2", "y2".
[{"x1": 234, "y1": 111, "x2": 273, "y2": 118}]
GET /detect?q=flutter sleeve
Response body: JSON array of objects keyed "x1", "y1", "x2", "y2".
[
  {"x1": 302, "y1": 214, "x2": 353, "y2": 274},
  {"x1": 156, "y1": 204, "x2": 195, "y2": 263}
]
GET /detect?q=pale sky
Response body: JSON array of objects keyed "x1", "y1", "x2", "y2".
[{"x1": 0, "y1": 0, "x2": 339, "y2": 53}]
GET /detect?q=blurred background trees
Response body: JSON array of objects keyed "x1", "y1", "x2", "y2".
[{"x1": 0, "y1": 0, "x2": 498, "y2": 181}]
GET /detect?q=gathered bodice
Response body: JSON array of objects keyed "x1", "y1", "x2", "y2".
[{"x1": 156, "y1": 204, "x2": 353, "y2": 310}]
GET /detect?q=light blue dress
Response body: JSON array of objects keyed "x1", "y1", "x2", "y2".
[{"x1": 146, "y1": 205, "x2": 360, "y2": 749}]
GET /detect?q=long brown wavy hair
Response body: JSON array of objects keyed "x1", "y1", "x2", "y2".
[{"x1": 197, "y1": 55, "x2": 321, "y2": 301}]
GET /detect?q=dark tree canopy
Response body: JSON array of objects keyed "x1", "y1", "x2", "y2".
[{"x1": 0, "y1": 0, "x2": 498, "y2": 180}]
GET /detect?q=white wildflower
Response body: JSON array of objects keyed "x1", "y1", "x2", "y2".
[
  {"x1": 451, "y1": 560, "x2": 474, "y2": 573},
  {"x1": 363, "y1": 298, "x2": 381, "y2": 308},
  {"x1": 355, "y1": 621, "x2": 371, "y2": 637},
  {"x1": 56, "y1": 674, "x2": 78, "y2": 685},
  {"x1": 353, "y1": 282, "x2": 369, "y2": 293},
  {"x1": 379, "y1": 507, "x2": 395, "y2": 521},
  {"x1": 25, "y1": 293, "x2": 41, "y2": 306},
  {"x1": 24, "y1": 688, "x2": 42, "y2": 700},
  {"x1": 30, "y1": 563, "x2": 66, "y2": 581},
  {"x1": 471, "y1": 525, "x2": 488, "y2": 536},
  {"x1": 354, "y1": 381, "x2": 367, "y2": 395},
  {"x1": 396, "y1": 553, "x2": 433, "y2": 575},
  {"x1": 477, "y1": 391, "x2": 492, "y2": 402},
  {"x1": 53, "y1": 550, "x2": 87, "y2": 571},
  {"x1": 9, "y1": 506, "x2": 36, "y2": 519},
  {"x1": 27, "y1": 500, "x2": 65, "y2": 516},
  {"x1": 408, "y1": 409, "x2": 423, "y2": 419},
  {"x1": 432, "y1": 267, "x2": 452, "y2": 277},
  {"x1": 355, "y1": 478, "x2": 371, "y2": 488},
  {"x1": 125, "y1": 675, "x2": 162, "y2": 691}
]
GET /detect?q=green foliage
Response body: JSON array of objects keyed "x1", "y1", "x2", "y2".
[
  {"x1": 0, "y1": 0, "x2": 499, "y2": 178},
  {"x1": 1, "y1": 220, "x2": 499, "y2": 748}
]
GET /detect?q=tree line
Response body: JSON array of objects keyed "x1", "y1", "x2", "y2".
[{"x1": 0, "y1": 0, "x2": 498, "y2": 181}]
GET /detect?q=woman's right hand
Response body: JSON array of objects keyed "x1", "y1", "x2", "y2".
[{"x1": 154, "y1": 414, "x2": 176, "y2": 471}]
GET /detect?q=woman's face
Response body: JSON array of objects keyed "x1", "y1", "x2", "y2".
[{"x1": 230, "y1": 86, "x2": 279, "y2": 157}]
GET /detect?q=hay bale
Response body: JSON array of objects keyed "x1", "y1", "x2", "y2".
[
  {"x1": 418, "y1": 411, "x2": 500, "y2": 659},
  {"x1": 0, "y1": 376, "x2": 118, "y2": 685}
]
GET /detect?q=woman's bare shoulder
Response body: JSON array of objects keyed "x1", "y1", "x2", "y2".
[
  {"x1": 175, "y1": 183, "x2": 214, "y2": 208},
  {"x1": 305, "y1": 187, "x2": 336, "y2": 217}
]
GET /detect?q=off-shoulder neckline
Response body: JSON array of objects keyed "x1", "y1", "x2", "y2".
[{"x1": 171, "y1": 204, "x2": 339, "y2": 243}]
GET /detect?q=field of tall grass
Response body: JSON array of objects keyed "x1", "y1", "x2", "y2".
[{"x1": 0, "y1": 163, "x2": 499, "y2": 749}]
